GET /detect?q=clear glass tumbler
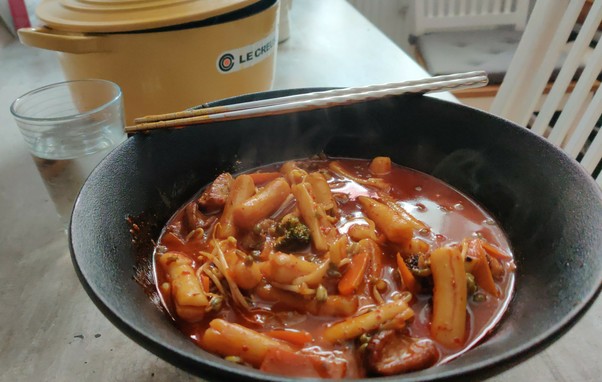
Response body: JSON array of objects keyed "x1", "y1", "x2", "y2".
[{"x1": 10, "y1": 79, "x2": 126, "y2": 228}]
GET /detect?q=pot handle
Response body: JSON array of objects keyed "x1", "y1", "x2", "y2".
[{"x1": 18, "y1": 27, "x2": 108, "y2": 54}]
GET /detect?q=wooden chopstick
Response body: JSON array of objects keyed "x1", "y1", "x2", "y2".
[{"x1": 126, "y1": 71, "x2": 488, "y2": 134}]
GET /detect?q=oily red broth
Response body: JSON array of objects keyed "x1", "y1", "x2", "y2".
[{"x1": 153, "y1": 157, "x2": 515, "y2": 378}]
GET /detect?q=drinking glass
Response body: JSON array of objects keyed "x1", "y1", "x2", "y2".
[{"x1": 10, "y1": 79, "x2": 126, "y2": 228}]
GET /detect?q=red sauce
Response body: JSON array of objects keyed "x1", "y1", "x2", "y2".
[{"x1": 153, "y1": 157, "x2": 515, "y2": 378}]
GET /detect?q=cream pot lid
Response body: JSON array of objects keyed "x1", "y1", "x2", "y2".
[{"x1": 36, "y1": 0, "x2": 263, "y2": 33}]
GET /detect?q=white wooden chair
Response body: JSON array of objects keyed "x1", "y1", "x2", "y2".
[
  {"x1": 410, "y1": 0, "x2": 530, "y2": 84},
  {"x1": 490, "y1": 0, "x2": 602, "y2": 185}
]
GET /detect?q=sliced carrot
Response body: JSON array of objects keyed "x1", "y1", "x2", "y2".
[
  {"x1": 469, "y1": 239, "x2": 499, "y2": 297},
  {"x1": 266, "y1": 330, "x2": 313, "y2": 346},
  {"x1": 396, "y1": 252, "x2": 420, "y2": 294},
  {"x1": 248, "y1": 172, "x2": 282, "y2": 184},
  {"x1": 338, "y1": 250, "x2": 369, "y2": 295},
  {"x1": 200, "y1": 274, "x2": 211, "y2": 292},
  {"x1": 481, "y1": 240, "x2": 513, "y2": 261}
]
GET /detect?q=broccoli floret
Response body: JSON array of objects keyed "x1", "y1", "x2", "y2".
[
  {"x1": 405, "y1": 254, "x2": 431, "y2": 277},
  {"x1": 274, "y1": 216, "x2": 311, "y2": 251}
]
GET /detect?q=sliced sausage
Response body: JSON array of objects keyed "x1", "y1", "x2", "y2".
[
  {"x1": 184, "y1": 202, "x2": 211, "y2": 231},
  {"x1": 198, "y1": 172, "x2": 233, "y2": 212},
  {"x1": 366, "y1": 330, "x2": 439, "y2": 375}
]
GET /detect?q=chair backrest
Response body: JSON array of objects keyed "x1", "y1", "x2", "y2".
[
  {"x1": 490, "y1": 0, "x2": 602, "y2": 185},
  {"x1": 412, "y1": 0, "x2": 530, "y2": 35}
]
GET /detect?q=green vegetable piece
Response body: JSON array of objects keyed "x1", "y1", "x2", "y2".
[
  {"x1": 316, "y1": 284, "x2": 328, "y2": 302},
  {"x1": 274, "y1": 216, "x2": 311, "y2": 251},
  {"x1": 473, "y1": 292, "x2": 487, "y2": 303}
]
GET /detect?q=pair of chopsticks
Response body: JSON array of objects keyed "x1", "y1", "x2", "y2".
[{"x1": 126, "y1": 71, "x2": 488, "y2": 134}]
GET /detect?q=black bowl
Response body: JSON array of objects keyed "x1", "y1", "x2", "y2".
[{"x1": 70, "y1": 90, "x2": 602, "y2": 381}]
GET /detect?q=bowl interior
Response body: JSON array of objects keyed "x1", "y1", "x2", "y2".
[{"x1": 70, "y1": 91, "x2": 602, "y2": 381}]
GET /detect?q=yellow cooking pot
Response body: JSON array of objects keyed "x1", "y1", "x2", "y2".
[{"x1": 19, "y1": 0, "x2": 279, "y2": 123}]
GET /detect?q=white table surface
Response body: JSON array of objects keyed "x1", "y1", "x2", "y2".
[{"x1": 0, "y1": 1, "x2": 599, "y2": 381}]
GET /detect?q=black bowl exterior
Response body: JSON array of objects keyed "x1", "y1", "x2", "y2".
[{"x1": 70, "y1": 91, "x2": 602, "y2": 381}]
